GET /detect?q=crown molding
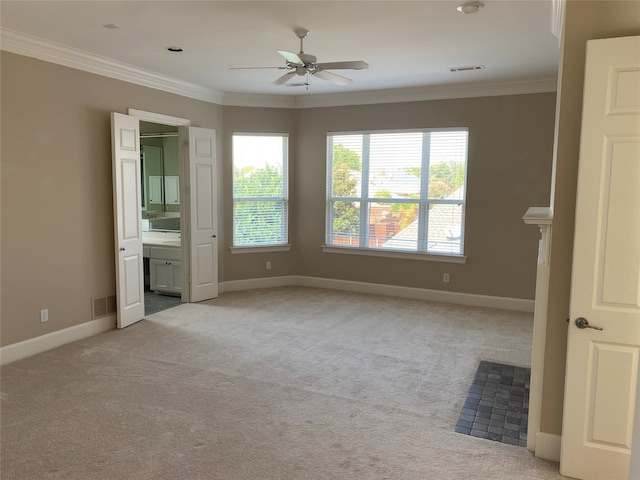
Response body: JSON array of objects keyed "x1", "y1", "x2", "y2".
[
  {"x1": 2, "y1": 27, "x2": 557, "y2": 110},
  {"x1": 1, "y1": 28, "x2": 224, "y2": 104},
  {"x1": 221, "y1": 92, "x2": 297, "y2": 109},
  {"x1": 288, "y1": 78, "x2": 558, "y2": 109}
]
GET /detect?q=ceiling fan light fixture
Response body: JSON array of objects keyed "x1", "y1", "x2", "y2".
[{"x1": 457, "y1": 1, "x2": 484, "y2": 14}]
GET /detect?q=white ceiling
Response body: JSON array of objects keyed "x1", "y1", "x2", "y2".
[{"x1": 0, "y1": 1, "x2": 560, "y2": 105}]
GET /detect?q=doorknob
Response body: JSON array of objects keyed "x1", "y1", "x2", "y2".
[{"x1": 575, "y1": 317, "x2": 603, "y2": 331}]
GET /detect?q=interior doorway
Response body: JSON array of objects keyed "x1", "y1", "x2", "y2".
[
  {"x1": 140, "y1": 121, "x2": 184, "y2": 315},
  {"x1": 112, "y1": 108, "x2": 218, "y2": 328}
]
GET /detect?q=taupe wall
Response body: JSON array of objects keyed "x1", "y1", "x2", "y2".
[
  {"x1": 221, "y1": 106, "x2": 299, "y2": 280},
  {"x1": 1, "y1": 50, "x2": 555, "y2": 350},
  {"x1": 539, "y1": 0, "x2": 640, "y2": 436},
  {"x1": 294, "y1": 95, "x2": 555, "y2": 299},
  {"x1": 0, "y1": 51, "x2": 222, "y2": 346},
  {"x1": 222, "y1": 95, "x2": 556, "y2": 298}
]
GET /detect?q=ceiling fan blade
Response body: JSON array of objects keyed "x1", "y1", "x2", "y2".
[
  {"x1": 314, "y1": 70, "x2": 352, "y2": 86},
  {"x1": 316, "y1": 61, "x2": 369, "y2": 70},
  {"x1": 278, "y1": 50, "x2": 304, "y2": 65},
  {"x1": 273, "y1": 71, "x2": 296, "y2": 85},
  {"x1": 230, "y1": 66, "x2": 288, "y2": 70}
]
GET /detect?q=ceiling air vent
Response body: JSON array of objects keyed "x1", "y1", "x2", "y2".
[{"x1": 449, "y1": 65, "x2": 485, "y2": 72}]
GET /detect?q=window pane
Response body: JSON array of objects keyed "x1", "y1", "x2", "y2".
[
  {"x1": 369, "y1": 201, "x2": 419, "y2": 250},
  {"x1": 233, "y1": 136, "x2": 285, "y2": 198},
  {"x1": 331, "y1": 136, "x2": 362, "y2": 198},
  {"x1": 326, "y1": 129, "x2": 468, "y2": 256},
  {"x1": 330, "y1": 201, "x2": 360, "y2": 246},
  {"x1": 234, "y1": 201, "x2": 286, "y2": 246},
  {"x1": 232, "y1": 134, "x2": 288, "y2": 247},
  {"x1": 369, "y1": 133, "x2": 422, "y2": 198},
  {"x1": 428, "y1": 131, "x2": 467, "y2": 200},
  {"x1": 234, "y1": 164, "x2": 283, "y2": 198},
  {"x1": 427, "y1": 202, "x2": 464, "y2": 254}
]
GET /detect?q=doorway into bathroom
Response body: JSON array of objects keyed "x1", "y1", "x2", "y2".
[
  {"x1": 140, "y1": 121, "x2": 183, "y2": 315},
  {"x1": 112, "y1": 108, "x2": 217, "y2": 328}
]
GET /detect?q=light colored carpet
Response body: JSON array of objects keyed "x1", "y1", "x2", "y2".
[{"x1": 1, "y1": 287, "x2": 566, "y2": 479}]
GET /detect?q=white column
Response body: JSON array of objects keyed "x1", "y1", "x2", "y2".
[{"x1": 523, "y1": 207, "x2": 553, "y2": 453}]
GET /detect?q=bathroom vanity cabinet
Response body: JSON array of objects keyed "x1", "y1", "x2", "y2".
[{"x1": 143, "y1": 241, "x2": 182, "y2": 296}]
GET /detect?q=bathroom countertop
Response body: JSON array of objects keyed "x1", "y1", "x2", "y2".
[{"x1": 142, "y1": 231, "x2": 181, "y2": 247}]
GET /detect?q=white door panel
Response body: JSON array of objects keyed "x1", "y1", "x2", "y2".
[
  {"x1": 111, "y1": 112, "x2": 145, "y2": 328},
  {"x1": 561, "y1": 36, "x2": 640, "y2": 480},
  {"x1": 189, "y1": 127, "x2": 218, "y2": 302}
]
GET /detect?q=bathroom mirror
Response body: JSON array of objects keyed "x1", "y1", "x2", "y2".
[{"x1": 140, "y1": 121, "x2": 180, "y2": 232}]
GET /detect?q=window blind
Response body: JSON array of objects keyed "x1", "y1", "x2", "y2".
[
  {"x1": 233, "y1": 134, "x2": 288, "y2": 247},
  {"x1": 327, "y1": 129, "x2": 468, "y2": 255}
]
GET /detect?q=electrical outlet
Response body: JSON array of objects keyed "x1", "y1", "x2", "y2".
[
  {"x1": 266, "y1": 261, "x2": 272, "y2": 270},
  {"x1": 40, "y1": 309, "x2": 49, "y2": 323},
  {"x1": 443, "y1": 273, "x2": 450, "y2": 283}
]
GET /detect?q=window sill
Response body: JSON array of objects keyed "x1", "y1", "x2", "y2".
[
  {"x1": 321, "y1": 245, "x2": 467, "y2": 264},
  {"x1": 230, "y1": 244, "x2": 292, "y2": 254}
]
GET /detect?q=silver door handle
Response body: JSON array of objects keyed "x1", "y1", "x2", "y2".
[{"x1": 575, "y1": 317, "x2": 603, "y2": 331}]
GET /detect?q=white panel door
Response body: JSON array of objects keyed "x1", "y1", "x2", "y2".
[
  {"x1": 188, "y1": 127, "x2": 218, "y2": 302},
  {"x1": 561, "y1": 36, "x2": 640, "y2": 480},
  {"x1": 111, "y1": 112, "x2": 145, "y2": 328}
]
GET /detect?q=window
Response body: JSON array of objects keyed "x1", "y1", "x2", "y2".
[
  {"x1": 326, "y1": 129, "x2": 468, "y2": 257},
  {"x1": 232, "y1": 134, "x2": 288, "y2": 248}
]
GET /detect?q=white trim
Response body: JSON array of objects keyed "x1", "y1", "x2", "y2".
[
  {"x1": 0, "y1": 29, "x2": 224, "y2": 104},
  {"x1": 1, "y1": 28, "x2": 557, "y2": 109},
  {"x1": 128, "y1": 109, "x2": 191, "y2": 126},
  {"x1": 219, "y1": 275, "x2": 298, "y2": 293},
  {"x1": 534, "y1": 432, "x2": 562, "y2": 463},
  {"x1": 523, "y1": 207, "x2": 554, "y2": 452},
  {"x1": 230, "y1": 244, "x2": 292, "y2": 254},
  {"x1": 0, "y1": 316, "x2": 115, "y2": 366},
  {"x1": 222, "y1": 93, "x2": 297, "y2": 109},
  {"x1": 321, "y1": 245, "x2": 467, "y2": 264},
  {"x1": 291, "y1": 78, "x2": 558, "y2": 109},
  {"x1": 219, "y1": 275, "x2": 534, "y2": 312}
]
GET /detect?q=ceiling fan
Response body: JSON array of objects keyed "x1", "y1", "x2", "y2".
[{"x1": 231, "y1": 28, "x2": 369, "y2": 88}]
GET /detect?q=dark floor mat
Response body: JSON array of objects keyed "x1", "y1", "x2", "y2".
[{"x1": 455, "y1": 360, "x2": 530, "y2": 447}]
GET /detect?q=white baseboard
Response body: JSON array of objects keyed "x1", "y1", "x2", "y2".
[
  {"x1": 220, "y1": 275, "x2": 534, "y2": 312},
  {"x1": 534, "y1": 432, "x2": 562, "y2": 463},
  {"x1": 0, "y1": 315, "x2": 115, "y2": 366},
  {"x1": 219, "y1": 275, "x2": 298, "y2": 293}
]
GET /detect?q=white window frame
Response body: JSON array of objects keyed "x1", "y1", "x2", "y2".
[
  {"x1": 230, "y1": 133, "x2": 291, "y2": 254},
  {"x1": 323, "y1": 128, "x2": 468, "y2": 263}
]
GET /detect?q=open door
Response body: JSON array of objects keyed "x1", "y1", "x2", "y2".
[
  {"x1": 111, "y1": 112, "x2": 145, "y2": 328},
  {"x1": 560, "y1": 36, "x2": 640, "y2": 479},
  {"x1": 188, "y1": 127, "x2": 218, "y2": 302}
]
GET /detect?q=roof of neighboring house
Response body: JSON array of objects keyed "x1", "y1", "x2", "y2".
[{"x1": 382, "y1": 187, "x2": 464, "y2": 254}]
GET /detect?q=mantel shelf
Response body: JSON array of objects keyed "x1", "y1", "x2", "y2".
[{"x1": 523, "y1": 207, "x2": 554, "y2": 225}]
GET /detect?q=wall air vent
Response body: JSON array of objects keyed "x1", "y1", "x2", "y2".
[
  {"x1": 448, "y1": 65, "x2": 485, "y2": 72},
  {"x1": 92, "y1": 295, "x2": 117, "y2": 319}
]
